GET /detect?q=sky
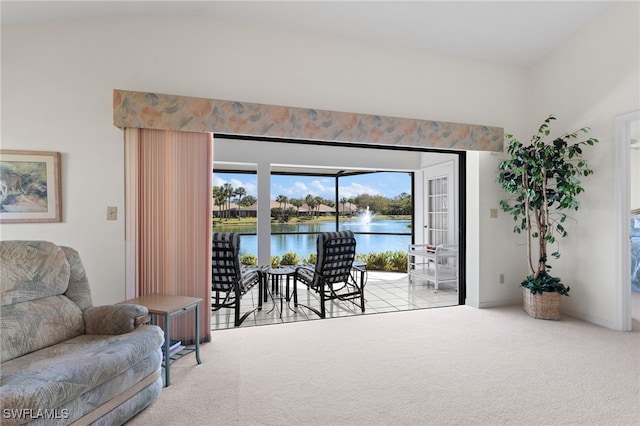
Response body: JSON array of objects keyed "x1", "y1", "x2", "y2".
[{"x1": 213, "y1": 171, "x2": 411, "y2": 201}]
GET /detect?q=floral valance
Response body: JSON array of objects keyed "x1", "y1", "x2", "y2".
[{"x1": 113, "y1": 89, "x2": 503, "y2": 151}]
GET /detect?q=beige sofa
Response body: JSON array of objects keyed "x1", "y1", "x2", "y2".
[{"x1": 0, "y1": 241, "x2": 164, "y2": 425}]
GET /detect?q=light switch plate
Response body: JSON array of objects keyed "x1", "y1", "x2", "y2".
[
  {"x1": 490, "y1": 208, "x2": 498, "y2": 219},
  {"x1": 107, "y1": 206, "x2": 118, "y2": 220}
]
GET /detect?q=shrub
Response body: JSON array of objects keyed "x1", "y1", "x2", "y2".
[
  {"x1": 248, "y1": 251, "x2": 408, "y2": 272},
  {"x1": 280, "y1": 251, "x2": 299, "y2": 266},
  {"x1": 387, "y1": 251, "x2": 408, "y2": 272},
  {"x1": 359, "y1": 251, "x2": 408, "y2": 272},
  {"x1": 302, "y1": 253, "x2": 317, "y2": 266},
  {"x1": 239, "y1": 253, "x2": 257, "y2": 266},
  {"x1": 363, "y1": 252, "x2": 387, "y2": 271}
]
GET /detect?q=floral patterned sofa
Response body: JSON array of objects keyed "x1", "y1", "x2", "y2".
[{"x1": 0, "y1": 241, "x2": 164, "y2": 425}]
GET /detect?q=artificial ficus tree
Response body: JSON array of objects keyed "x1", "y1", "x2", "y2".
[{"x1": 497, "y1": 115, "x2": 598, "y2": 295}]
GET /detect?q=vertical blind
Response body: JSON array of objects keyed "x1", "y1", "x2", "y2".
[{"x1": 125, "y1": 128, "x2": 212, "y2": 344}]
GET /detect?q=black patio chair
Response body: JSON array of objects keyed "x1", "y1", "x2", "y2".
[
  {"x1": 293, "y1": 230, "x2": 365, "y2": 318},
  {"x1": 211, "y1": 232, "x2": 264, "y2": 327}
]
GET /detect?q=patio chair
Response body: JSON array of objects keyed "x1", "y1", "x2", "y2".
[
  {"x1": 293, "y1": 230, "x2": 365, "y2": 318},
  {"x1": 211, "y1": 232, "x2": 264, "y2": 327}
]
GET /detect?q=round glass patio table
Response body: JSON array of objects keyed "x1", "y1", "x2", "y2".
[{"x1": 266, "y1": 267, "x2": 297, "y2": 317}]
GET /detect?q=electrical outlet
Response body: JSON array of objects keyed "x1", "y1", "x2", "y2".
[
  {"x1": 499, "y1": 273, "x2": 505, "y2": 284},
  {"x1": 107, "y1": 206, "x2": 118, "y2": 221},
  {"x1": 490, "y1": 208, "x2": 498, "y2": 219}
]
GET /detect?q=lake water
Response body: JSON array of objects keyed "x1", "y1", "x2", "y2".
[{"x1": 214, "y1": 218, "x2": 412, "y2": 258}]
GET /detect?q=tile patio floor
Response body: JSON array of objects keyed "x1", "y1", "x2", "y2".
[{"x1": 211, "y1": 270, "x2": 459, "y2": 330}]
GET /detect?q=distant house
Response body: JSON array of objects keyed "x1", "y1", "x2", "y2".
[{"x1": 213, "y1": 202, "x2": 256, "y2": 218}]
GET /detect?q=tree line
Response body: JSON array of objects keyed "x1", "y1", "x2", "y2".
[
  {"x1": 212, "y1": 183, "x2": 256, "y2": 219},
  {"x1": 213, "y1": 183, "x2": 411, "y2": 219}
]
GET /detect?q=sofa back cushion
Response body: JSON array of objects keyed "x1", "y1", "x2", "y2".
[
  {"x1": 0, "y1": 241, "x2": 85, "y2": 362},
  {"x1": 1, "y1": 240, "x2": 70, "y2": 305},
  {"x1": 1, "y1": 296, "x2": 85, "y2": 362},
  {"x1": 60, "y1": 246, "x2": 94, "y2": 311}
]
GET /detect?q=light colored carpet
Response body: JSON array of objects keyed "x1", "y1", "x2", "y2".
[{"x1": 128, "y1": 305, "x2": 640, "y2": 426}]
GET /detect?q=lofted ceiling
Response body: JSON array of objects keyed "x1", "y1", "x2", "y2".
[
  {"x1": 3, "y1": 1, "x2": 620, "y2": 173},
  {"x1": 1, "y1": 1, "x2": 617, "y2": 68}
]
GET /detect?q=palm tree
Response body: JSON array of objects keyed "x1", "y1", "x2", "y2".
[
  {"x1": 234, "y1": 186, "x2": 246, "y2": 218},
  {"x1": 222, "y1": 183, "x2": 234, "y2": 219},
  {"x1": 340, "y1": 197, "x2": 348, "y2": 215},
  {"x1": 304, "y1": 194, "x2": 316, "y2": 218},
  {"x1": 313, "y1": 196, "x2": 323, "y2": 217},
  {"x1": 289, "y1": 198, "x2": 304, "y2": 217},
  {"x1": 212, "y1": 186, "x2": 226, "y2": 218},
  {"x1": 275, "y1": 195, "x2": 288, "y2": 210}
]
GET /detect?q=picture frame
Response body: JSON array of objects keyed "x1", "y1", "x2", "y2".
[{"x1": 0, "y1": 150, "x2": 62, "y2": 223}]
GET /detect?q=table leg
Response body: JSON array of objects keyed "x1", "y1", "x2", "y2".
[
  {"x1": 279, "y1": 276, "x2": 283, "y2": 317},
  {"x1": 263, "y1": 273, "x2": 269, "y2": 303},
  {"x1": 164, "y1": 314, "x2": 170, "y2": 387},
  {"x1": 194, "y1": 303, "x2": 202, "y2": 364},
  {"x1": 286, "y1": 275, "x2": 290, "y2": 301}
]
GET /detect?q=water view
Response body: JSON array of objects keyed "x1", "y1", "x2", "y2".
[
  {"x1": 214, "y1": 218, "x2": 412, "y2": 258},
  {"x1": 212, "y1": 170, "x2": 414, "y2": 259}
]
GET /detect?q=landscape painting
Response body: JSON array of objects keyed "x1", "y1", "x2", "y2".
[{"x1": 0, "y1": 150, "x2": 61, "y2": 223}]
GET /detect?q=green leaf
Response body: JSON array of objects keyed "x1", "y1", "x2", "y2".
[{"x1": 497, "y1": 115, "x2": 595, "y2": 272}]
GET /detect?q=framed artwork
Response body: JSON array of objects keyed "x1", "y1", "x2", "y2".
[{"x1": 0, "y1": 150, "x2": 62, "y2": 223}]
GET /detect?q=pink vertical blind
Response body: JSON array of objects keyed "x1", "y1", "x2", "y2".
[{"x1": 126, "y1": 128, "x2": 212, "y2": 344}]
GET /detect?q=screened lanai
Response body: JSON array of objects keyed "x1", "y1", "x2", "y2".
[
  {"x1": 210, "y1": 136, "x2": 464, "y2": 328},
  {"x1": 114, "y1": 89, "x2": 502, "y2": 341}
]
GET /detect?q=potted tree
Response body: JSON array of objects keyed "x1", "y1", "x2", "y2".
[{"x1": 497, "y1": 115, "x2": 598, "y2": 320}]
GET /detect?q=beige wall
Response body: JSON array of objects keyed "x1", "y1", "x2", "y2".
[
  {"x1": 632, "y1": 147, "x2": 640, "y2": 211},
  {"x1": 1, "y1": 15, "x2": 525, "y2": 306},
  {"x1": 2, "y1": 4, "x2": 637, "y2": 329},
  {"x1": 527, "y1": 2, "x2": 639, "y2": 327}
]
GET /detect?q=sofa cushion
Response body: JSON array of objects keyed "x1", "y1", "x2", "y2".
[
  {"x1": 51, "y1": 350, "x2": 162, "y2": 425},
  {"x1": 0, "y1": 325, "x2": 164, "y2": 420},
  {"x1": 60, "y1": 246, "x2": 93, "y2": 311},
  {"x1": 0, "y1": 241, "x2": 70, "y2": 306},
  {"x1": 0, "y1": 296, "x2": 85, "y2": 363}
]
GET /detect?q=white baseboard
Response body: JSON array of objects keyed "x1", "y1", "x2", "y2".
[
  {"x1": 467, "y1": 298, "x2": 521, "y2": 309},
  {"x1": 467, "y1": 299, "x2": 622, "y2": 331},
  {"x1": 561, "y1": 308, "x2": 619, "y2": 330}
]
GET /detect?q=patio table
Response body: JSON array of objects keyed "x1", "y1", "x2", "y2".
[{"x1": 266, "y1": 267, "x2": 297, "y2": 317}]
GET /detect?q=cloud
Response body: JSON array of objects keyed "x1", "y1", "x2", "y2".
[
  {"x1": 240, "y1": 182, "x2": 257, "y2": 196},
  {"x1": 213, "y1": 175, "x2": 257, "y2": 197},
  {"x1": 310, "y1": 179, "x2": 327, "y2": 193},
  {"x1": 272, "y1": 178, "x2": 336, "y2": 200},
  {"x1": 339, "y1": 182, "x2": 380, "y2": 198},
  {"x1": 272, "y1": 183, "x2": 296, "y2": 198},
  {"x1": 294, "y1": 182, "x2": 307, "y2": 192},
  {"x1": 212, "y1": 175, "x2": 226, "y2": 187}
]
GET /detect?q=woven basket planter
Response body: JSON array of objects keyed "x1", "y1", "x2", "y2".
[{"x1": 522, "y1": 288, "x2": 561, "y2": 320}]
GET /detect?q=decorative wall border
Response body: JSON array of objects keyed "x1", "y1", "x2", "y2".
[{"x1": 113, "y1": 89, "x2": 503, "y2": 152}]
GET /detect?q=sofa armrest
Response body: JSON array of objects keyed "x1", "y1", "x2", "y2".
[{"x1": 84, "y1": 304, "x2": 150, "y2": 335}]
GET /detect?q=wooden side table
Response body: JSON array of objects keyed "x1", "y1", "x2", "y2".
[{"x1": 120, "y1": 294, "x2": 202, "y2": 387}]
